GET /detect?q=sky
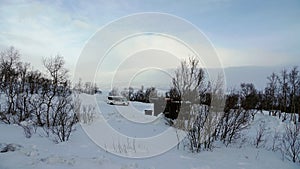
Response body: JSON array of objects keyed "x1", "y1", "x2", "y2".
[{"x1": 0, "y1": 0, "x2": 299, "y2": 88}]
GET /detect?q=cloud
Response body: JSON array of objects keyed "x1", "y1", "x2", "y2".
[
  {"x1": 0, "y1": 0, "x2": 96, "y2": 72},
  {"x1": 1, "y1": 0, "x2": 299, "y2": 86},
  {"x1": 75, "y1": 32, "x2": 189, "y2": 84}
]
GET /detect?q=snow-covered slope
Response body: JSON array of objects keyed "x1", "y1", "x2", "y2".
[{"x1": 0, "y1": 94, "x2": 299, "y2": 169}]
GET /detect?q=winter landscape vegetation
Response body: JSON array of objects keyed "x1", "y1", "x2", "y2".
[{"x1": 0, "y1": 46, "x2": 299, "y2": 169}]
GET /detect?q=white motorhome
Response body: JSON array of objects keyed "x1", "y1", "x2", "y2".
[{"x1": 107, "y1": 96, "x2": 129, "y2": 106}]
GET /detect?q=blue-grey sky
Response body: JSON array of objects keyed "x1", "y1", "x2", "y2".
[{"x1": 0, "y1": 0, "x2": 299, "y2": 73}]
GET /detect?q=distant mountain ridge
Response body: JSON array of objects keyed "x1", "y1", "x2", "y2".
[
  {"x1": 219, "y1": 65, "x2": 291, "y2": 90},
  {"x1": 98, "y1": 65, "x2": 294, "y2": 91}
]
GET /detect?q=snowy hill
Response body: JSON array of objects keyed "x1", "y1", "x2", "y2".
[{"x1": 0, "y1": 93, "x2": 299, "y2": 169}]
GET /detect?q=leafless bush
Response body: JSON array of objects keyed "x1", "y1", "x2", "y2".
[
  {"x1": 281, "y1": 123, "x2": 300, "y2": 163},
  {"x1": 0, "y1": 48, "x2": 81, "y2": 142},
  {"x1": 78, "y1": 104, "x2": 96, "y2": 124},
  {"x1": 112, "y1": 138, "x2": 136, "y2": 155},
  {"x1": 170, "y1": 58, "x2": 226, "y2": 153},
  {"x1": 254, "y1": 121, "x2": 267, "y2": 148},
  {"x1": 50, "y1": 95, "x2": 78, "y2": 142},
  {"x1": 271, "y1": 129, "x2": 281, "y2": 152},
  {"x1": 20, "y1": 124, "x2": 33, "y2": 138},
  {"x1": 181, "y1": 105, "x2": 221, "y2": 153},
  {"x1": 218, "y1": 108, "x2": 251, "y2": 146},
  {"x1": 185, "y1": 106, "x2": 208, "y2": 153},
  {"x1": 28, "y1": 94, "x2": 47, "y2": 127},
  {"x1": 0, "y1": 47, "x2": 21, "y2": 124}
]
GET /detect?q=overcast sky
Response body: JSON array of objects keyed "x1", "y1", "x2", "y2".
[{"x1": 0, "y1": 0, "x2": 299, "y2": 84}]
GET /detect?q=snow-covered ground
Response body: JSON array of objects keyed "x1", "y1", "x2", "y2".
[{"x1": 0, "y1": 93, "x2": 299, "y2": 169}]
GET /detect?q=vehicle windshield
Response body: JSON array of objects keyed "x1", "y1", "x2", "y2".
[{"x1": 108, "y1": 96, "x2": 127, "y2": 101}]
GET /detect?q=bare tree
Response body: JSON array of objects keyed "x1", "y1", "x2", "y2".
[
  {"x1": 74, "y1": 78, "x2": 83, "y2": 93},
  {"x1": 15, "y1": 62, "x2": 31, "y2": 123},
  {"x1": 145, "y1": 87, "x2": 157, "y2": 103},
  {"x1": 0, "y1": 46, "x2": 21, "y2": 124},
  {"x1": 279, "y1": 69, "x2": 290, "y2": 121},
  {"x1": 288, "y1": 66, "x2": 299, "y2": 123},
  {"x1": 172, "y1": 58, "x2": 226, "y2": 152},
  {"x1": 50, "y1": 91, "x2": 78, "y2": 142},
  {"x1": 109, "y1": 87, "x2": 119, "y2": 96},
  {"x1": 41, "y1": 55, "x2": 78, "y2": 142},
  {"x1": 218, "y1": 108, "x2": 251, "y2": 146},
  {"x1": 43, "y1": 55, "x2": 68, "y2": 87},
  {"x1": 282, "y1": 123, "x2": 300, "y2": 163},
  {"x1": 254, "y1": 121, "x2": 267, "y2": 148},
  {"x1": 172, "y1": 57, "x2": 207, "y2": 104},
  {"x1": 42, "y1": 55, "x2": 68, "y2": 128},
  {"x1": 0, "y1": 48, "x2": 79, "y2": 142},
  {"x1": 186, "y1": 105, "x2": 210, "y2": 152},
  {"x1": 240, "y1": 83, "x2": 259, "y2": 120},
  {"x1": 171, "y1": 57, "x2": 209, "y2": 128},
  {"x1": 271, "y1": 129, "x2": 281, "y2": 152},
  {"x1": 224, "y1": 89, "x2": 239, "y2": 113},
  {"x1": 264, "y1": 72, "x2": 279, "y2": 116}
]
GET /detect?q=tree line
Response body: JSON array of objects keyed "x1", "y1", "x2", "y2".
[
  {"x1": 109, "y1": 86, "x2": 160, "y2": 103},
  {"x1": 152, "y1": 57, "x2": 300, "y2": 162},
  {"x1": 111, "y1": 62, "x2": 300, "y2": 124},
  {"x1": 224, "y1": 66, "x2": 300, "y2": 123},
  {"x1": 0, "y1": 46, "x2": 78, "y2": 142}
]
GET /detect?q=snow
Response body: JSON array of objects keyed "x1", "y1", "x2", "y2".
[{"x1": 0, "y1": 93, "x2": 299, "y2": 169}]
